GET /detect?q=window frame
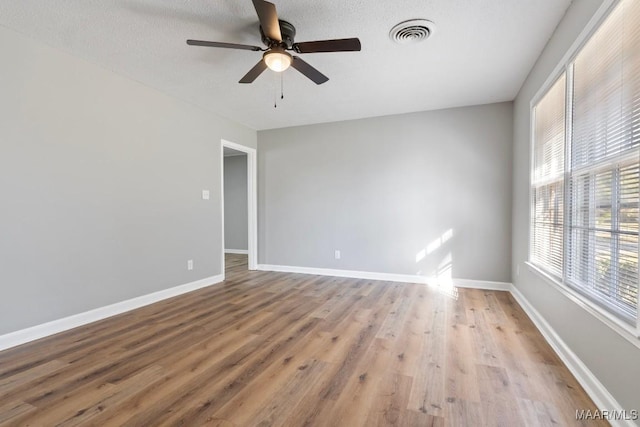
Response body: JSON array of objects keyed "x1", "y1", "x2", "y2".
[{"x1": 527, "y1": 0, "x2": 640, "y2": 347}]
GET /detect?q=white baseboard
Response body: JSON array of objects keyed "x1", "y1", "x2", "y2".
[
  {"x1": 225, "y1": 249, "x2": 249, "y2": 254},
  {"x1": 0, "y1": 274, "x2": 224, "y2": 352},
  {"x1": 453, "y1": 278, "x2": 512, "y2": 291},
  {"x1": 510, "y1": 285, "x2": 634, "y2": 427},
  {"x1": 256, "y1": 264, "x2": 511, "y2": 291}
]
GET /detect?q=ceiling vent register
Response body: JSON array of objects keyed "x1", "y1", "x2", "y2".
[{"x1": 389, "y1": 19, "x2": 435, "y2": 44}]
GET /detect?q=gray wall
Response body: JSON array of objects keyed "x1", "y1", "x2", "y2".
[
  {"x1": 0, "y1": 26, "x2": 256, "y2": 335},
  {"x1": 224, "y1": 155, "x2": 248, "y2": 251},
  {"x1": 512, "y1": 0, "x2": 640, "y2": 414},
  {"x1": 258, "y1": 102, "x2": 513, "y2": 282}
]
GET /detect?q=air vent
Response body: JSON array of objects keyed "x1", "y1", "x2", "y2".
[{"x1": 389, "y1": 19, "x2": 435, "y2": 44}]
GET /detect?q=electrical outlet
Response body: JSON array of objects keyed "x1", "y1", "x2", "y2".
[
  {"x1": 202, "y1": 190, "x2": 210, "y2": 200},
  {"x1": 187, "y1": 259, "x2": 194, "y2": 270},
  {"x1": 335, "y1": 250, "x2": 341, "y2": 260}
]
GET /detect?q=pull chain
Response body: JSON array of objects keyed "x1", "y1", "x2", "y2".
[
  {"x1": 281, "y1": 72, "x2": 284, "y2": 100},
  {"x1": 273, "y1": 72, "x2": 285, "y2": 108},
  {"x1": 274, "y1": 71, "x2": 278, "y2": 108}
]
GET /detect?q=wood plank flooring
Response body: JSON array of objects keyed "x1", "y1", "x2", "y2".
[{"x1": 0, "y1": 254, "x2": 607, "y2": 426}]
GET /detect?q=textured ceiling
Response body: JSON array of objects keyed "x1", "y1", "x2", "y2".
[{"x1": 0, "y1": 0, "x2": 571, "y2": 130}]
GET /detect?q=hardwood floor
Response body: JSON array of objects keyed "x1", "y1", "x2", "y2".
[{"x1": 0, "y1": 254, "x2": 606, "y2": 426}]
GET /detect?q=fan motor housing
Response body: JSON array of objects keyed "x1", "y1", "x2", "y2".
[{"x1": 261, "y1": 20, "x2": 296, "y2": 48}]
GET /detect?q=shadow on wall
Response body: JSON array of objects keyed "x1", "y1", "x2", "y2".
[{"x1": 415, "y1": 228, "x2": 458, "y2": 299}]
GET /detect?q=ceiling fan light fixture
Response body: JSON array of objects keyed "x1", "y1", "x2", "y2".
[
  {"x1": 264, "y1": 48, "x2": 292, "y2": 72},
  {"x1": 187, "y1": 0, "x2": 360, "y2": 84}
]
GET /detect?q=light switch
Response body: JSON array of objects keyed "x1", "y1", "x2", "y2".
[{"x1": 202, "y1": 190, "x2": 210, "y2": 200}]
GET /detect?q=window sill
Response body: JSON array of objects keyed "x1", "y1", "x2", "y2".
[{"x1": 525, "y1": 262, "x2": 640, "y2": 350}]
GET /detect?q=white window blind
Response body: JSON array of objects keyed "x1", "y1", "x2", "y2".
[
  {"x1": 567, "y1": 0, "x2": 639, "y2": 321},
  {"x1": 532, "y1": 74, "x2": 566, "y2": 278},
  {"x1": 531, "y1": 0, "x2": 640, "y2": 324}
]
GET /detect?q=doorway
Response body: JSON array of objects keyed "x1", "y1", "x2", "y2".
[{"x1": 221, "y1": 139, "x2": 257, "y2": 277}]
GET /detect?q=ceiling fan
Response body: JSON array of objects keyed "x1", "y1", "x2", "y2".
[{"x1": 186, "y1": 0, "x2": 361, "y2": 85}]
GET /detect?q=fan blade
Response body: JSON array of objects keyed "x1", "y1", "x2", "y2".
[
  {"x1": 293, "y1": 38, "x2": 361, "y2": 54},
  {"x1": 187, "y1": 40, "x2": 262, "y2": 51},
  {"x1": 239, "y1": 60, "x2": 268, "y2": 83},
  {"x1": 252, "y1": 0, "x2": 282, "y2": 42},
  {"x1": 291, "y1": 56, "x2": 329, "y2": 85}
]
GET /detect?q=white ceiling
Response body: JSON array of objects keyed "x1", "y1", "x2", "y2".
[{"x1": 0, "y1": 0, "x2": 571, "y2": 130}]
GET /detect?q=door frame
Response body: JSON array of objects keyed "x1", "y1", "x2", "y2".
[{"x1": 220, "y1": 139, "x2": 257, "y2": 272}]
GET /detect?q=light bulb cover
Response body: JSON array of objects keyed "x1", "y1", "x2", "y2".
[{"x1": 264, "y1": 49, "x2": 292, "y2": 72}]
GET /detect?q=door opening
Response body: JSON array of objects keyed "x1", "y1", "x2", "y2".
[{"x1": 221, "y1": 140, "x2": 257, "y2": 277}]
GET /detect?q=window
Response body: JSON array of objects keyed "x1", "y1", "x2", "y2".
[
  {"x1": 531, "y1": 0, "x2": 639, "y2": 324},
  {"x1": 532, "y1": 75, "x2": 566, "y2": 279}
]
